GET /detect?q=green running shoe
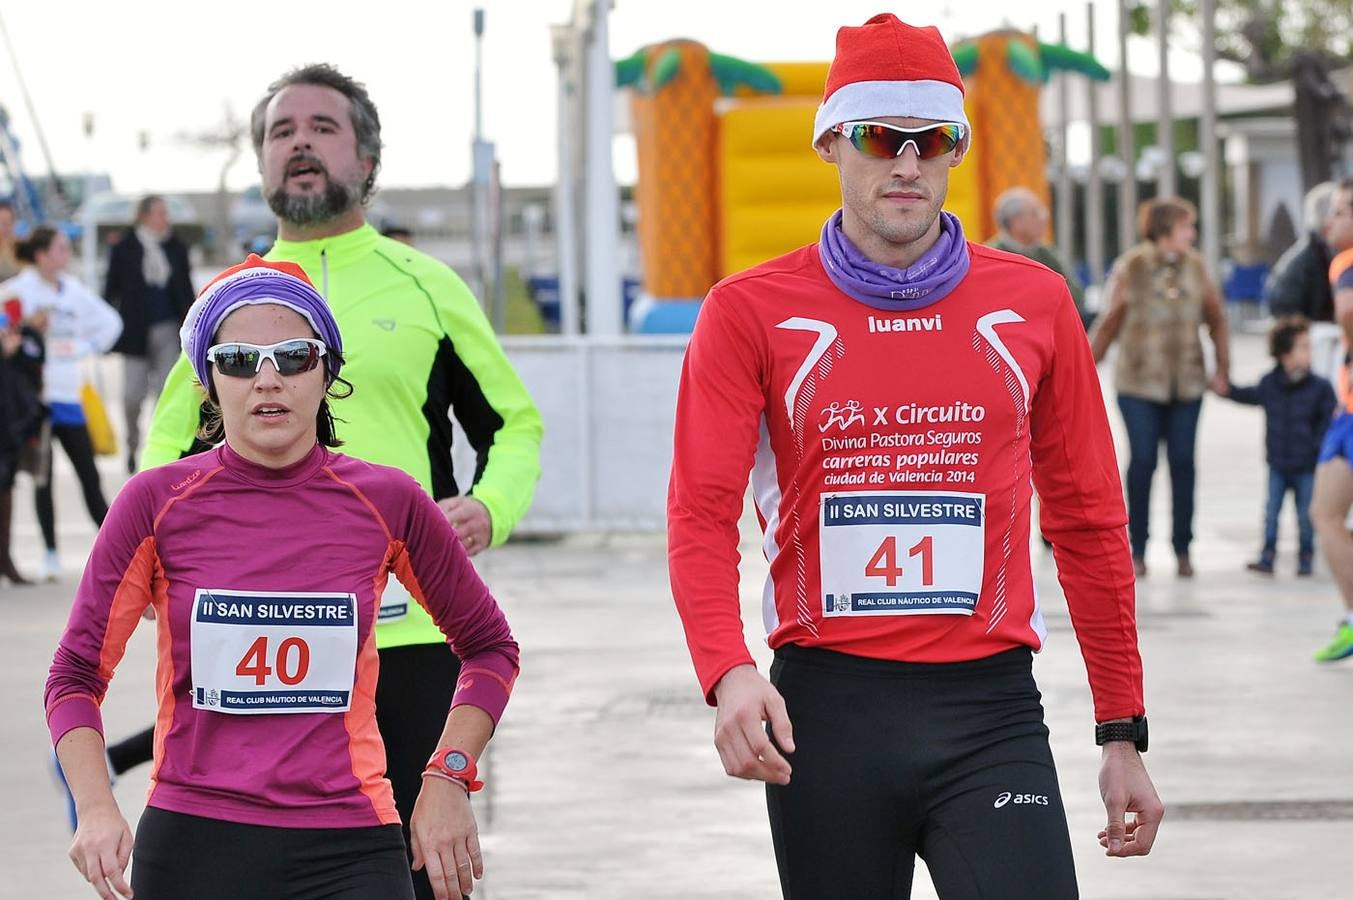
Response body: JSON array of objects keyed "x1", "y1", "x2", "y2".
[{"x1": 1314, "y1": 622, "x2": 1353, "y2": 662}]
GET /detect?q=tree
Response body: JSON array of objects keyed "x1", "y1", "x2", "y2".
[
  {"x1": 177, "y1": 105, "x2": 247, "y2": 261},
  {"x1": 1137, "y1": 1, "x2": 1353, "y2": 186},
  {"x1": 1136, "y1": 0, "x2": 1353, "y2": 83}
]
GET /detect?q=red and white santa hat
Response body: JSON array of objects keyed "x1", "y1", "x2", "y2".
[{"x1": 812, "y1": 13, "x2": 970, "y2": 148}]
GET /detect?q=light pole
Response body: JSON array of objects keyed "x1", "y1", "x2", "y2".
[
  {"x1": 1116, "y1": 0, "x2": 1138, "y2": 251},
  {"x1": 1155, "y1": 0, "x2": 1175, "y2": 197},
  {"x1": 473, "y1": 8, "x2": 484, "y2": 142},
  {"x1": 1086, "y1": 1, "x2": 1105, "y2": 283},
  {"x1": 81, "y1": 112, "x2": 97, "y2": 289},
  {"x1": 1199, "y1": 0, "x2": 1221, "y2": 277},
  {"x1": 582, "y1": 0, "x2": 620, "y2": 334},
  {"x1": 470, "y1": 8, "x2": 494, "y2": 314},
  {"x1": 551, "y1": 22, "x2": 581, "y2": 336},
  {"x1": 1056, "y1": 13, "x2": 1074, "y2": 270}
]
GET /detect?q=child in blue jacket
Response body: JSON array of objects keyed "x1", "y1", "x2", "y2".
[{"x1": 1225, "y1": 316, "x2": 1338, "y2": 574}]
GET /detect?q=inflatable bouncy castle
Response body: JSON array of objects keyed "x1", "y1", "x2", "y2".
[{"x1": 617, "y1": 32, "x2": 1109, "y2": 332}]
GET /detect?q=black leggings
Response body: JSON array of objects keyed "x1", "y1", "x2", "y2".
[
  {"x1": 35, "y1": 422, "x2": 108, "y2": 551},
  {"x1": 132, "y1": 807, "x2": 414, "y2": 899},
  {"x1": 110, "y1": 642, "x2": 461, "y2": 900},
  {"x1": 767, "y1": 645, "x2": 1078, "y2": 899}
]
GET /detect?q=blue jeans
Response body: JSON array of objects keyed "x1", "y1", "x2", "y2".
[
  {"x1": 1263, "y1": 468, "x2": 1315, "y2": 556},
  {"x1": 1117, "y1": 394, "x2": 1202, "y2": 558}
]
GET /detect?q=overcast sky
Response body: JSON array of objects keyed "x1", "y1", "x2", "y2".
[{"x1": 0, "y1": 1, "x2": 1227, "y2": 196}]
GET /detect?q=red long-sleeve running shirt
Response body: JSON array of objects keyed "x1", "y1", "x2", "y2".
[{"x1": 667, "y1": 243, "x2": 1144, "y2": 722}]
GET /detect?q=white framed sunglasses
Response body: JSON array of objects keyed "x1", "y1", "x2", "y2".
[
  {"x1": 830, "y1": 121, "x2": 966, "y2": 159},
  {"x1": 205, "y1": 338, "x2": 327, "y2": 378}
]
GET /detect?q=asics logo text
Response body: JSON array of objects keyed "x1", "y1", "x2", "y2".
[{"x1": 994, "y1": 791, "x2": 1049, "y2": 808}]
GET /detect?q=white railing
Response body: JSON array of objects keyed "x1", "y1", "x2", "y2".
[{"x1": 455, "y1": 335, "x2": 691, "y2": 533}]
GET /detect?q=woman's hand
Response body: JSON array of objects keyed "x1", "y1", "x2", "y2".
[
  {"x1": 410, "y1": 776, "x2": 483, "y2": 898},
  {"x1": 68, "y1": 800, "x2": 134, "y2": 899}
]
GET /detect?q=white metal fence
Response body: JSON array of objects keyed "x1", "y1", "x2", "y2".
[{"x1": 452, "y1": 335, "x2": 691, "y2": 533}]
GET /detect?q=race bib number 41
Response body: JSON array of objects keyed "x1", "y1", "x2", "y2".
[
  {"x1": 191, "y1": 589, "x2": 358, "y2": 715},
  {"x1": 820, "y1": 491, "x2": 986, "y2": 617}
]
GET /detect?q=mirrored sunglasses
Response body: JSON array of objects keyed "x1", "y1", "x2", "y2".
[
  {"x1": 830, "y1": 121, "x2": 966, "y2": 160},
  {"x1": 206, "y1": 339, "x2": 327, "y2": 378}
]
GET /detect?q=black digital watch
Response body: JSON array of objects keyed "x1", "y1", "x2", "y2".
[{"x1": 1094, "y1": 715, "x2": 1148, "y2": 752}]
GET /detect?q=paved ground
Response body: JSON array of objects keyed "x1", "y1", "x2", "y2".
[{"x1": 3, "y1": 328, "x2": 1351, "y2": 899}]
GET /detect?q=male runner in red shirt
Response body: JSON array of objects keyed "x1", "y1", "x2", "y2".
[{"x1": 667, "y1": 15, "x2": 1163, "y2": 897}]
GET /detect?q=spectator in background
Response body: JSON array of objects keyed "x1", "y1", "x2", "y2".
[
  {"x1": 3, "y1": 226, "x2": 122, "y2": 581},
  {"x1": 1091, "y1": 197, "x2": 1231, "y2": 579},
  {"x1": 1220, "y1": 316, "x2": 1336, "y2": 576},
  {"x1": 0, "y1": 201, "x2": 24, "y2": 564},
  {"x1": 0, "y1": 309, "x2": 42, "y2": 585},
  {"x1": 104, "y1": 195, "x2": 195, "y2": 473},
  {"x1": 989, "y1": 186, "x2": 1089, "y2": 327},
  {"x1": 0, "y1": 201, "x2": 20, "y2": 282},
  {"x1": 1266, "y1": 181, "x2": 1337, "y2": 322}
]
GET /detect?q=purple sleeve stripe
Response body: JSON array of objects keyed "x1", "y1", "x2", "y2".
[
  {"x1": 450, "y1": 652, "x2": 518, "y2": 725},
  {"x1": 457, "y1": 664, "x2": 515, "y2": 694},
  {"x1": 450, "y1": 685, "x2": 511, "y2": 725}
]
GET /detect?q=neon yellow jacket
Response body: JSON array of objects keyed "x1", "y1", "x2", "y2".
[{"x1": 143, "y1": 223, "x2": 542, "y2": 648}]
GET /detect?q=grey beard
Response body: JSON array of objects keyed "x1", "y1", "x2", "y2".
[{"x1": 267, "y1": 179, "x2": 359, "y2": 227}]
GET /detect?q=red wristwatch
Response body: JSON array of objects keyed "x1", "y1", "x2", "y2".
[{"x1": 424, "y1": 747, "x2": 484, "y2": 792}]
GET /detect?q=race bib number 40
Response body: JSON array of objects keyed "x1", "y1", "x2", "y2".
[
  {"x1": 820, "y1": 491, "x2": 986, "y2": 617},
  {"x1": 191, "y1": 589, "x2": 358, "y2": 715}
]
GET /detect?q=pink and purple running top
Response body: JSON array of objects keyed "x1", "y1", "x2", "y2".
[{"x1": 45, "y1": 442, "x2": 519, "y2": 828}]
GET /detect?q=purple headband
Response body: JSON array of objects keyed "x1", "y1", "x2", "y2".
[{"x1": 180, "y1": 265, "x2": 344, "y2": 387}]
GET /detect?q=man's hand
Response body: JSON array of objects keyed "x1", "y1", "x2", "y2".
[
  {"x1": 438, "y1": 497, "x2": 493, "y2": 557},
  {"x1": 1097, "y1": 742, "x2": 1164, "y2": 857},
  {"x1": 711, "y1": 664, "x2": 795, "y2": 785},
  {"x1": 1209, "y1": 372, "x2": 1230, "y2": 397}
]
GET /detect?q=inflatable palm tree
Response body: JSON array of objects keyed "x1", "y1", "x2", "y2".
[
  {"x1": 951, "y1": 32, "x2": 1110, "y2": 240},
  {"x1": 616, "y1": 42, "x2": 781, "y2": 302}
]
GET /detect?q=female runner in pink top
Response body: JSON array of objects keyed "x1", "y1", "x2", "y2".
[{"x1": 45, "y1": 256, "x2": 518, "y2": 900}]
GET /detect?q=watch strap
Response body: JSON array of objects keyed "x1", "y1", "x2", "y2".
[
  {"x1": 424, "y1": 746, "x2": 485, "y2": 792},
  {"x1": 1094, "y1": 716, "x2": 1148, "y2": 752},
  {"x1": 421, "y1": 769, "x2": 471, "y2": 794}
]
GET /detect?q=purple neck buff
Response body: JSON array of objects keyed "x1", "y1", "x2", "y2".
[{"x1": 818, "y1": 208, "x2": 971, "y2": 311}]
